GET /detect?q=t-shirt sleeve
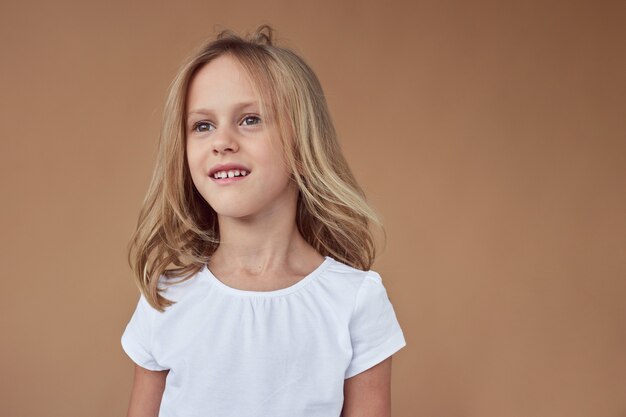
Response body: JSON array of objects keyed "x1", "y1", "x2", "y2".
[
  {"x1": 120, "y1": 294, "x2": 168, "y2": 371},
  {"x1": 344, "y1": 271, "x2": 407, "y2": 379}
]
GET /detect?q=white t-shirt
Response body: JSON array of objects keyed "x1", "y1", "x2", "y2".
[{"x1": 121, "y1": 255, "x2": 406, "y2": 417}]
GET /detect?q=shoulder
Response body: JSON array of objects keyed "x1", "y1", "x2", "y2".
[
  {"x1": 140, "y1": 266, "x2": 210, "y2": 315},
  {"x1": 325, "y1": 256, "x2": 383, "y2": 282},
  {"x1": 322, "y1": 257, "x2": 397, "y2": 316},
  {"x1": 321, "y1": 257, "x2": 386, "y2": 298}
]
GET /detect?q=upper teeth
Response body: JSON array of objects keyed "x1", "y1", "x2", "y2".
[{"x1": 213, "y1": 169, "x2": 248, "y2": 179}]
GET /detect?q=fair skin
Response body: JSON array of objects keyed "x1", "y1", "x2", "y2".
[
  {"x1": 185, "y1": 54, "x2": 322, "y2": 285},
  {"x1": 342, "y1": 357, "x2": 393, "y2": 417},
  {"x1": 126, "y1": 54, "x2": 393, "y2": 417},
  {"x1": 126, "y1": 366, "x2": 168, "y2": 417}
]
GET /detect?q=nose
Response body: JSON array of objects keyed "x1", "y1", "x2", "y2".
[{"x1": 212, "y1": 125, "x2": 240, "y2": 155}]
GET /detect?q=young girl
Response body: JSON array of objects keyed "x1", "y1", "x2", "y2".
[{"x1": 121, "y1": 25, "x2": 406, "y2": 417}]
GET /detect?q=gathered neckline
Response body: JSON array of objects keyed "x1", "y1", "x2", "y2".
[{"x1": 200, "y1": 256, "x2": 334, "y2": 297}]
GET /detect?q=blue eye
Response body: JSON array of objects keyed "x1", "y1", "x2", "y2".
[
  {"x1": 241, "y1": 115, "x2": 261, "y2": 126},
  {"x1": 192, "y1": 122, "x2": 214, "y2": 133}
]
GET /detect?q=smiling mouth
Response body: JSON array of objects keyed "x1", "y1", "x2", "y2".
[
  {"x1": 210, "y1": 169, "x2": 250, "y2": 184},
  {"x1": 211, "y1": 169, "x2": 249, "y2": 179}
]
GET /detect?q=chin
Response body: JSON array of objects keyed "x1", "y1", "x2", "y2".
[
  {"x1": 216, "y1": 211, "x2": 254, "y2": 220},
  {"x1": 210, "y1": 204, "x2": 259, "y2": 220}
]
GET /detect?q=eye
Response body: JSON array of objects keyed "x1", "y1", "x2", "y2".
[
  {"x1": 241, "y1": 115, "x2": 261, "y2": 126},
  {"x1": 191, "y1": 121, "x2": 214, "y2": 133}
]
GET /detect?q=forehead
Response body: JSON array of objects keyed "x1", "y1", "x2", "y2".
[{"x1": 186, "y1": 55, "x2": 260, "y2": 112}]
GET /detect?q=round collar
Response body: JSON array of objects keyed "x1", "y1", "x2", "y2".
[{"x1": 201, "y1": 256, "x2": 333, "y2": 297}]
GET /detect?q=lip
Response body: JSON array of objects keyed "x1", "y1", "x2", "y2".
[{"x1": 208, "y1": 163, "x2": 251, "y2": 177}]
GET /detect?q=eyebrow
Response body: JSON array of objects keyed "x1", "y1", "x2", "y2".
[{"x1": 187, "y1": 101, "x2": 259, "y2": 120}]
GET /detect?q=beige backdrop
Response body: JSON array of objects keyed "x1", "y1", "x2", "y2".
[{"x1": 1, "y1": 0, "x2": 624, "y2": 416}]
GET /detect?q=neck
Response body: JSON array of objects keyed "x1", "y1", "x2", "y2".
[{"x1": 209, "y1": 195, "x2": 320, "y2": 277}]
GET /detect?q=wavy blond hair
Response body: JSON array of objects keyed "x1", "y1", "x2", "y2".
[{"x1": 127, "y1": 25, "x2": 385, "y2": 311}]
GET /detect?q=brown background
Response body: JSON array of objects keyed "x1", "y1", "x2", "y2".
[{"x1": 1, "y1": 0, "x2": 624, "y2": 416}]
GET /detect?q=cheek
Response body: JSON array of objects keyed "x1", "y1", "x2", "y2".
[
  {"x1": 186, "y1": 144, "x2": 204, "y2": 176},
  {"x1": 186, "y1": 160, "x2": 207, "y2": 194},
  {"x1": 263, "y1": 160, "x2": 294, "y2": 194},
  {"x1": 253, "y1": 140, "x2": 289, "y2": 173}
]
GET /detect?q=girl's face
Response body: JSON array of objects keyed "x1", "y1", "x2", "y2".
[{"x1": 185, "y1": 55, "x2": 297, "y2": 222}]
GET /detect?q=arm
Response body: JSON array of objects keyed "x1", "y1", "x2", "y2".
[
  {"x1": 341, "y1": 356, "x2": 393, "y2": 417},
  {"x1": 126, "y1": 364, "x2": 169, "y2": 417}
]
